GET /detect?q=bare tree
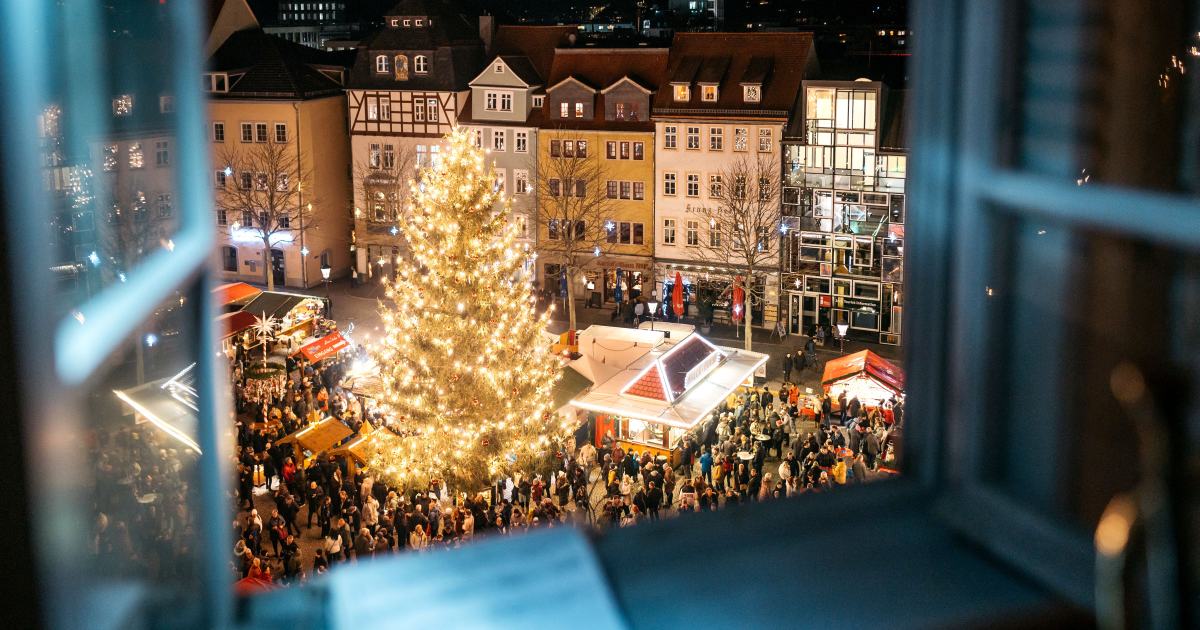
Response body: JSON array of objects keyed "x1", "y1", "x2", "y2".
[
  {"x1": 99, "y1": 179, "x2": 173, "y2": 283},
  {"x1": 534, "y1": 131, "x2": 616, "y2": 330},
  {"x1": 216, "y1": 142, "x2": 314, "y2": 291},
  {"x1": 352, "y1": 144, "x2": 416, "y2": 272},
  {"x1": 693, "y1": 153, "x2": 781, "y2": 351}
]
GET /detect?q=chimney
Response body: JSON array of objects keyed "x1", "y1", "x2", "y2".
[{"x1": 479, "y1": 14, "x2": 496, "y2": 57}]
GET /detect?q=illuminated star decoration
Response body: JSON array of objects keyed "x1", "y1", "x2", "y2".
[{"x1": 251, "y1": 311, "x2": 278, "y2": 366}]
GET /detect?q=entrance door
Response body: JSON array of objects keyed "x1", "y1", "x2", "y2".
[
  {"x1": 787, "y1": 293, "x2": 801, "y2": 335},
  {"x1": 270, "y1": 249, "x2": 285, "y2": 287},
  {"x1": 802, "y1": 295, "x2": 819, "y2": 334}
]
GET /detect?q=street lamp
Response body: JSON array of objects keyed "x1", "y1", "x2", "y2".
[
  {"x1": 836, "y1": 322, "x2": 849, "y2": 354},
  {"x1": 647, "y1": 301, "x2": 659, "y2": 331},
  {"x1": 321, "y1": 262, "x2": 332, "y2": 318}
]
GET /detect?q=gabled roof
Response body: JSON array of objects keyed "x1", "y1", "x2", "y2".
[
  {"x1": 499, "y1": 56, "x2": 543, "y2": 86},
  {"x1": 821, "y1": 350, "x2": 905, "y2": 394},
  {"x1": 539, "y1": 47, "x2": 668, "y2": 132},
  {"x1": 348, "y1": 0, "x2": 483, "y2": 91},
  {"x1": 547, "y1": 75, "x2": 597, "y2": 94},
  {"x1": 601, "y1": 76, "x2": 652, "y2": 95},
  {"x1": 492, "y1": 25, "x2": 576, "y2": 79},
  {"x1": 209, "y1": 29, "x2": 348, "y2": 99},
  {"x1": 654, "y1": 33, "x2": 817, "y2": 118}
]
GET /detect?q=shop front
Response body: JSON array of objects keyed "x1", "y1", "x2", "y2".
[{"x1": 655, "y1": 261, "x2": 777, "y2": 327}]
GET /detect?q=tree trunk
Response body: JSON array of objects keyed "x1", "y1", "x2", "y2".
[
  {"x1": 566, "y1": 266, "x2": 578, "y2": 331},
  {"x1": 743, "y1": 290, "x2": 753, "y2": 352},
  {"x1": 263, "y1": 240, "x2": 275, "y2": 291}
]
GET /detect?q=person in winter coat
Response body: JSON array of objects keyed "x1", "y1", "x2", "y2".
[
  {"x1": 353, "y1": 527, "x2": 374, "y2": 560},
  {"x1": 782, "y1": 353, "x2": 794, "y2": 382}
]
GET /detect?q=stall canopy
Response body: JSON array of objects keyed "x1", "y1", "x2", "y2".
[
  {"x1": 821, "y1": 350, "x2": 905, "y2": 405},
  {"x1": 213, "y1": 282, "x2": 262, "y2": 308},
  {"x1": 218, "y1": 310, "x2": 259, "y2": 339},
  {"x1": 297, "y1": 332, "x2": 349, "y2": 363},
  {"x1": 552, "y1": 365, "x2": 593, "y2": 412},
  {"x1": 328, "y1": 424, "x2": 404, "y2": 470},
  {"x1": 278, "y1": 417, "x2": 355, "y2": 455},
  {"x1": 113, "y1": 363, "x2": 201, "y2": 453},
  {"x1": 569, "y1": 325, "x2": 769, "y2": 430},
  {"x1": 240, "y1": 291, "x2": 310, "y2": 320}
]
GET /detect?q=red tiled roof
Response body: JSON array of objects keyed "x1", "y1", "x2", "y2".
[{"x1": 625, "y1": 366, "x2": 667, "y2": 401}]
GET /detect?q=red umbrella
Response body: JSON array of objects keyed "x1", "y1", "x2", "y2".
[
  {"x1": 731, "y1": 277, "x2": 745, "y2": 323},
  {"x1": 672, "y1": 272, "x2": 685, "y2": 318},
  {"x1": 234, "y1": 576, "x2": 275, "y2": 595}
]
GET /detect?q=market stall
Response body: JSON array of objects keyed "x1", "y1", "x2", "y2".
[
  {"x1": 569, "y1": 324, "x2": 769, "y2": 459},
  {"x1": 295, "y1": 331, "x2": 350, "y2": 364},
  {"x1": 212, "y1": 282, "x2": 262, "y2": 311},
  {"x1": 821, "y1": 350, "x2": 905, "y2": 408},
  {"x1": 276, "y1": 416, "x2": 355, "y2": 467},
  {"x1": 326, "y1": 422, "x2": 405, "y2": 478},
  {"x1": 239, "y1": 291, "x2": 326, "y2": 349}
]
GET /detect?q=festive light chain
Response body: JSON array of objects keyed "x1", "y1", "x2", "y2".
[{"x1": 361, "y1": 129, "x2": 569, "y2": 492}]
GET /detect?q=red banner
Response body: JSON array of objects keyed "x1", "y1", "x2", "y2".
[
  {"x1": 298, "y1": 332, "x2": 349, "y2": 363},
  {"x1": 672, "y1": 271, "x2": 684, "y2": 317}
]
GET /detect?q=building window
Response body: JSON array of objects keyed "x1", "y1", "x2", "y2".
[
  {"x1": 514, "y1": 169, "x2": 529, "y2": 194},
  {"x1": 663, "y1": 172, "x2": 676, "y2": 196},
  {"x1": 515, "y1": 214, "x2": 528, "y2": 238},
  {"x1": 367, "y1": 97, "x2": 379, "y2": 120},
  {"x1": 709, "y1": 174, "x2": 723, "y2": 197},
  {"x1": 426, "y1": 98, "x2": 438, "y2": 122},
  {"x1": 240, "y1": 122, "x2": 253, "y2": 143},
  {"x1": 686, "y1": 220, "x2": 699, "y2": 245},
  {"x1": 493, "y1": 130, "x2": 505, "y2": 151},
  {"x1": 686, "y1": 126, "x2": 700, "y2": 150},
  {"x1": 254, "y1": 172, "x2": 268, "y2": 191},
  {"x1": 217, "y1": 208, "x2": 228, "y2": 226},
  {"x1": 575, "y1": 102, "x2": 584, "y2": 118},
  {"x1": 633, "y1": 223, "x2": 644, "y2": 244},
  {"x1": 620, "y1": 142, "x2": 630, "y2": 159},
  {"x1": 664, "y1": 126, "x2": 677, "y2": 149},
  {"x1": 500, "y1": 93, "x2": 512, "y2": 111},
  {"x1": 709, "y1": 223, "x2": 721, "y2": 247},
  {"x1": 159, "y1": 95, "x2": 173, "y2": 113},
  {"x1": 414, "y1": 99, "x2": 425, "y2": 122},
  {"x1": 255, "y1": 123, "x2": 268, "y2": 143},
  {"x1": 549, "y1": 178, "x2": 561, "y2": 197},
  {"x1": 515, "y1": 131, "x2": 528, "y2": 153},
  {"x1": 379, "y1": 99, "x2": 391, "y2": 120},
  {"x1": 550, "y1": 140, "x2": 561, "y2": 157},
  {"x1": 560, "y1": 102, "x2": 569, "y2": 118},
  {"x1": 633, "y1": 181, "x2": 644, "y2": 200},
  {"x1": 103, "y1": 144, "x2": 117, "y2": 171},
  {"x1": 563, "y1": 140, "x2": 575, "y2": 158},
  {"x1": 215, "y1": 170, "x2": 227, "y2": 189},
  {"x1": 663, "y1": 218, "x2": 676, "y2": 244},
  {"x1": 606, "y1": 141, "x2": 617, "y2": 159},
  {"x1": 382, "y1": 144, "x2": 395, "y2": 169},
  {"x1": 369, "y1": 143, "x2": 381, "y2": 168},
  {"x1": 222, "y1": 246, "x2": 238, "y2": 272},
  {"x1": 415, "y1": 18, "x2": 424, "y2": 26},
  {"x1": 701, "y1": 85, "x2": 718, "y2": 101},
  {"x1": 734, "y1": 127, "x2": 748, "y2": 151},
  {"x1": 686, "y1": 173, "x2": 700, "y2": 197},
  {"x1": 274, "y1": 123, "x2": 288, "y2": 143},
  {"x1": 128, "y1": 143, "x2": 144, "y2": 169},
  {"x1": 157, "y1": 193, "x2": 172, "y2": 217},
  {"x1": 494, "y1": 168, "x2": 505, "y2": 193},
  {"x1": 469, "y1": 128, "x2": 482, "y2": 148},
  {"x1": 577, "y1": 140, "x2": 588, "y2": 158},
  {"x1": 375, "y1": 55, "x2": 388, "y2": 73},
  {"x1": 743, "y1": 84, "x2": 761, "y2": 103},
  {"x1": 758, "y1": 128, "x2": 772, "y2": 152},
  {"x1": 485, "y1": 91, "x2": 498, "y2": 111},
  {"x1": 633, "y1": 142, "x2": 644, "y2": 160},
  {"x1": 709, "y1": 127, "x2": 723, "y2": 151},
  {"x1": 239, "y1": 172, "x2": 252, "y2": 190},
  {"x1": 113, "y1": 94, "x2": 133, "y2": 116},
  {"x1": 673, "y1": 84, "x2": 689, "y2": 102},
  {"x1": 213, "y1": 122, "x2": 225, "y2": 142},
  {"x1": 620, "y1": 181, "x2": 632, "y2": 199},
  {"x1": 574, "y1": 179, "x2": 586, "y2": 197},
  {"x1": 532, "y1": 95, "x2": 544, "y2": 108},
  {"x1": 607, "y1": 181, "x2": 618, "y2": 199},
  {"x1": 615, "y1": 102, "x2": 626, "y2": 119},
  {"x1": 494, "y1": 61, "x2": 504, "y2": 73},
  {"x1": 155, "y1": 140, "x2": 169, "y2": 166},
  {"x1": 414, "y1": 55, "x2": 428, "y2": 74}
]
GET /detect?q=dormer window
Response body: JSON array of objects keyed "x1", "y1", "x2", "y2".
[
  {"x1": 113, "y1": 94, "x2": 133, "y2": 116},
  {"x1": 390, "y1": 19, "x2": 398, "y2": 26},
  {"x1": 701, "y1": 85, "x2": 718, "y2": 102},
  {"x1": 403, "y1": 19, "x2": 411, "y2": 26},
  {"x1": 743, "y1": 84, "x2": 762, "y2": 103},
  {"x1": 375, "y1": 55, "x2": 389, "y2": 73},
  {"x1": 204, "y1": 73, "x2": 229, "y2": 93},
  {"x1": 673, "y1": 84, "x2": 690, "y2": 102},
  {"x1": 414, "y1": 55, "x2": 428, "y2": 74},
  {"x1": 494, "y1": 61, "x2": 504, "y2": 73},
  {"x1": 532, "y1": 95, "x2": 544, "y2": 108},
  {"x1": 415, "y1": 18, "x2": 424, "y2": 27}
]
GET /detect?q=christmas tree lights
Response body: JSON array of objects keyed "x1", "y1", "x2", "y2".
[{"x1": 362, "y1": 129, "x2": 568, "y2": 491}]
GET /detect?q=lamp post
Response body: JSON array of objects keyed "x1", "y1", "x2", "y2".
[
  {"x1": 321, "y1": 262, "x2": 332, "y2": 319},
  {"x1": 647, "y1": 301, "x2": 659, "y2": 331},
  {"x1": 836, "y1": 322, "x2": 849, "y2": 354}
]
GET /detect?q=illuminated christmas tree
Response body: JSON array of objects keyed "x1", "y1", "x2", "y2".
[{"x1": 364, "y1": 129, "x2": 568, "y2": 491}]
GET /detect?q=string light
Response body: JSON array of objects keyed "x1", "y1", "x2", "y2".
[{"x1": 361, "y1": 129, "x2": 568, "y2": 491}]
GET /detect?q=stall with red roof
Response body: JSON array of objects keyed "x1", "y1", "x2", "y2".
[{"x1": 820, "y1": 350, "x2": 905, "y2": 409}]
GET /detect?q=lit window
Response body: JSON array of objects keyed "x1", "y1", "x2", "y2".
[
  {"x1": 701, "y1": 85, "x2": 718, "y2": 101},
  {"x1": 369, "y1": 143, "x2": 380, "y2": 168},
  {"x1": 575, "y1": 102, "x2": 584, "y2": 118},
  {"x1": 758, "y1": 128, "x2": 772, "y2": 152},
  {"x1": 414, "y1": 55, "x2": 428, "y2": 74},
  {"x1": 514, "y1": 169, "x2": 529, "y2": 194},
  {"x1": 743, "y1": 84, "x2": 762, "y2": 102},
  {"x1": 128, "y1": 142, "x2": 144, "y2": 169},
  {"x1": 673, "y1": 84, "x2": 689, "y2": 102},
  {"x1": 367, "y1": 97, "x2": 379, "y2": 120},
  {"x1": 560, "y1": 102, "x2": 569, "y2": 118},
  {"x1": 426, "y1": 98, "x2": 438, "y2": 122},
  {"x1": 113, "y1": 94, "x2": 133, "y2": 116},
  {"x1": 103, "y1": 144, "x2": 118, "y2": 171},
  {"x1": 375, "y1": 55, "x2": 389, "y2": 73},
  {"x1": 734, "y1": 127, "x2": 748, "y2": 151}
]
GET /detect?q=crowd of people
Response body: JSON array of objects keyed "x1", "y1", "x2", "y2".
[{"x1": 224, "y1": 318, "x2": 904, "y2": 588}]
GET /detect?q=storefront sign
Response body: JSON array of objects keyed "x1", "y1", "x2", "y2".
[{"x1": 298, "y1": 332, "x2": 349, "y2": 363}]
